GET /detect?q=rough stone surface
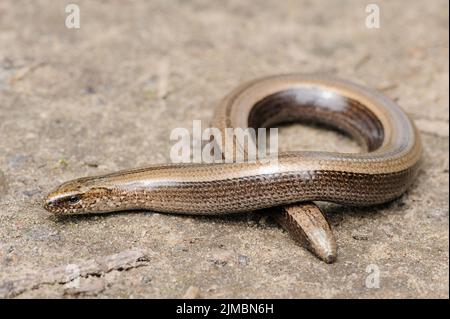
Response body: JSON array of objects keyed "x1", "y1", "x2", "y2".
[{"x1": 0, "y1": 0, "x2": 448, "y2": 298}]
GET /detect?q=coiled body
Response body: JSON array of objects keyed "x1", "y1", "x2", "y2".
[{"x1": 44, "y1": 74, "x2": 422, "y2": 215}]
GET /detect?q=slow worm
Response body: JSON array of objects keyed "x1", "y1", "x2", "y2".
[{"x1": 44, "y1": 74, "x2": 422, "y2": 263}]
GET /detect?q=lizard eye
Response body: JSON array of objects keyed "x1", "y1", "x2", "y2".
[{"x1": 67, "y1": 195, "x2": 81, "y2": 205}]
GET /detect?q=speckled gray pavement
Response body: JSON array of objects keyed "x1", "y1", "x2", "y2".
[{"x1": 0, "y1": 0, "x2": 448, "y2": 298}]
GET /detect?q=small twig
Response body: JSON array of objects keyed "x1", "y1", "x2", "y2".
[
  {"x1": 157, "y1": 59, "x2": 170, "y2": 100},
  {"x1": 376, "y1": 83, "x2": 398, "y2": 91},
  {"x1": 183, "y1": 286, "x2": 201, "y2": 299},
  {"x1": 9, "y1": 62, "x2": 46, "y2": 83},
  {"x1": 354, "y1": 54, "x2": 371, "y2": 71}
]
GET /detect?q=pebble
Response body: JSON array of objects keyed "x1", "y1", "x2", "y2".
[
  {"x1": 141, "y1": 275, "x2": 152, "y2": 284},
  {"x1": 238, "y1": 254, "x2": 250, "y2": 266}
]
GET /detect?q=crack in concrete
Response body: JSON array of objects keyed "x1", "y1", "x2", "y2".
[{"x1": 0, "y1": 248, "x2": 152, "y2": 298}]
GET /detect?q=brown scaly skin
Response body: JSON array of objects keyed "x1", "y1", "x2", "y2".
[{"x1": 44, "y1": 74, "x2": 422, "y2": 263}]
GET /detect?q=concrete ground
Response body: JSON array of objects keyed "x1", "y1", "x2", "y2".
[{"x1": 0, "y1": 0, "x2": 448, "y2": 298}]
